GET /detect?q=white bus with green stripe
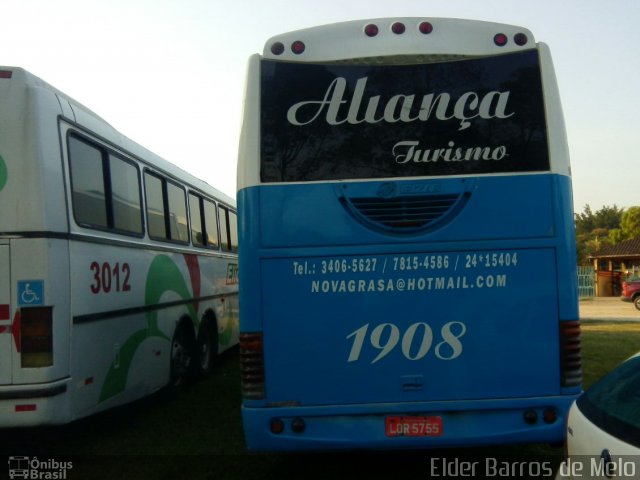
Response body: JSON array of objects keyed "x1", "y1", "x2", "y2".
[{"x1": 0, "y1": 67, "x2": 239, "y2": 426}]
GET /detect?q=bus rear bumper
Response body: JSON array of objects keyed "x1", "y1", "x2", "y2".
[
  {"x1": 0, "y1": 378, "x2": 71, "y2": 427},
  {"x1": 241, "y1": 395, "x2": 578, "y2": 452}
]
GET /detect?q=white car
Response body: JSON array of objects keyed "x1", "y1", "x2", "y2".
[{"x1": 556, "y1": 353, "x2": 640, "y2": 479}]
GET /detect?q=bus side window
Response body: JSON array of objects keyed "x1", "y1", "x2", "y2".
[
  {"x1": 110, "y1": 154, "x2": 143, "y2": 235},
  {"x1": 203, "y1": 199, "x2": 220, "y2": 249},
  {"x1": 219, "y1": 206, "x2": 230, "y2": 251},
  {"x1": 189, "y1": 193, "x2": 205, "y2": 247},
  {"x1": 68, "y1": 136, "x2": 108, "y2": 228},
  {"x1": 228, "y1": 211, "x2": 238, "y2": 253},
  {"x1": 167, "y1": 181, "x2": 188, "y2": 243},
  {"x1": 144, "y1": 172, "x2": 167, "y2": 240}
]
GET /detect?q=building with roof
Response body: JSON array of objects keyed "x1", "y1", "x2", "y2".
[{"x1": 588, "y1": 236, "x2": 640, "y2": 296}]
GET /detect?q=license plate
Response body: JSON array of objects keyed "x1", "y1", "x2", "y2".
[{"x1": 385, "y1": 416, "x2": 443, "y2": 437}]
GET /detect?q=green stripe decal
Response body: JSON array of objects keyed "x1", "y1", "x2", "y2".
[
  {"x1": 0, "y1": 154, "x2": 7, "y2": 192},
  {"x1": 99, "y1": 254, "x2": 194, "y2": 402}
]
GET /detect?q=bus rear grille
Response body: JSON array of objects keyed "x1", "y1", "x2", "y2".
[
  {"x1": 240, "y1": 332, "x2": 265, "y2": 400},
  {"x1": 349, "y1": 194, "x2": 461, "y2": 231},
  {"x1": 560, "y1": 320, "x2": 582, "y2": 388}
]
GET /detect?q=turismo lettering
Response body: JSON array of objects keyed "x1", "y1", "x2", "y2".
[
  {"x1": 286, "y1": 76, "x2": 514, "y2": 131},
  {"x1": 393, "y1": 140, "x2": 508, "y2": 164}
]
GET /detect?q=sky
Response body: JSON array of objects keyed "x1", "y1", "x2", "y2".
[{"x1": 4, "y1": 0, "x2": 639, "y2": 211}]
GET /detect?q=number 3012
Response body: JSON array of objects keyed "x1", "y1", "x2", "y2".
[{"x1": 90, "y1": 261, "x2": 131, "y2": 294}]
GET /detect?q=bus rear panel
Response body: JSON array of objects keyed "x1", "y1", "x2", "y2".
[{"x1": 238, "y1": 18, "x2": 580, "y2": 451}]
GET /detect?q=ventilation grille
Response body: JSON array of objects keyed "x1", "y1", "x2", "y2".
[
  {"x1": 560, "y1": 320, "x2": 582, "y2": 388},
  {"x1": 348, "y1": 194, "x2": 461, "y2": 231}
]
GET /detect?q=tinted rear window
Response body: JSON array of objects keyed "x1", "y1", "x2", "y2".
[{"x1": 260, "y1": 50, "x2": 549, "y2": 182}]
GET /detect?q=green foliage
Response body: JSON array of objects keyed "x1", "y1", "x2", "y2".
[
  {"x1": 619, "y1": 206, "x2": 640, "y2": 240},
  {"x1": 575, "y1": 204, "x2": 624, "y2": 236},
  {"x1": 575, "y1": 204, "x2": 640, "y2": 265},
  {"x1": 575, "y1": 204, "x2": 624, "y2": 264}
]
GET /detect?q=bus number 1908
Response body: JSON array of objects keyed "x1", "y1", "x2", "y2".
[{"x1": 346, "y1": 321, "x2": 467, "y2": 364}]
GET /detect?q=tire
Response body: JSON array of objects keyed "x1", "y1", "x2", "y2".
[
  {"x1": 634, "y1": 296, "x2": 640, "y2": 311},
  {"x1": 169, "y1": 324, "x2": 193, "y2": 388},
  {"x1": 197, "y1": 317, "x2": 219, "y2": 376}
]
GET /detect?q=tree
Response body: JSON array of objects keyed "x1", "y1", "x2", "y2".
[
  {"x1": 575, "y1": 204, "x2": 624, "y2": 265},
  {"x1": 606, "y1": 207, "x2": 640, "y2": 244},
  {"x1": 575, "y1": 204, "x2": 624, "y2": 236},
  {"x1": 620, "y1": 207, "x2": 640, "y2": 240}
]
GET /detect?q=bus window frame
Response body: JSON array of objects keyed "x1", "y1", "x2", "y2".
[
  {"x1": 67, "y1": 131, "x2": 145, "y2": 239},
  {"x1": 188, "y1": 191, "x2": 222, "y2": 251}
]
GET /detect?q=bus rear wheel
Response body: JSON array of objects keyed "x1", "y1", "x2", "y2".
[
  {"x1": 197, "y1": 317, "x2": 219, "y2": 375},
  {"x1": 170, "y1": 324, "x2": 193, "y2": 388}
]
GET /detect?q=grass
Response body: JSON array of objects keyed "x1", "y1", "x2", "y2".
[
  {"x1": 1, "y1": 322, "x2": 639, "y2": 479},
  {"x1": 581, "y1": 321, "x2": 640, "y2": 388}
]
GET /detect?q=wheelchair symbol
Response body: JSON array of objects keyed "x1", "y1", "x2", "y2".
[
  {"x1": 18, "y1": 280, "x2": 44, "y2": 306},
  {"x1": 21, "y1": 284, "x2": 40, "y2": 304}
]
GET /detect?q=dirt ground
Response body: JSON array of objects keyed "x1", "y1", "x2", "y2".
[{"x1": 580, "y1": 296, "x2": 640, "y2": 321}]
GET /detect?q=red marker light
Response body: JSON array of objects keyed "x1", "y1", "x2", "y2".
[
  {"x1": 514, "y1": 33, "x2": 528, "y2": 46},
  {"x1": 0, "y1": 71, "x2": 12, "y2": 79},
  {"x1": 15, "y1": 404, "x2": 37, "y2": 412},
  {"x1": 419, "y1": 22, "x2": 433, "y2": 34},
  {"x1": 291, "y1": 40, "x2": 305, "y2": 55},
  {"x1": 494, "y1": 33, "x2": 508, "y2": 47},
  {"x1": 270, "y1": 42, "x2": 284, "y2": 55},
  {"x1": 270, "y1": 418, "x2": 285, "y2": 434},
  {"x1": 391, "y1": 22, "x2": 405, "y2": 34},
  {"x1": 364, "y1": 24, "x2": 379, "y2": 37}
]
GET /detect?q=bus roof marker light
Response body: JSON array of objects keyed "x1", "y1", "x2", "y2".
[
  {"x1": 514, "y1": 33, "x2": 528, "y2": 46},
  {"x1": 419, "y1": 21, "x2": 433, "y2": 34},
  {"x1": 494, "y1": 33, "x2": 508, "y2": 47},
  {"x1": 291, "y1": 41, "x2": 305, "y2": 55},
  {"x1": 270, "y1": 42, "x2": 285, "y2": 56},
  {"x1": 0, "y1": 71, "x2": 12, "y2": 79},
  {"x1": 364, "y1": 24, "x2": 379, "y2": 37},
  {"x1": 391, "y1": 22, "x2": 406, "y2": 34}
]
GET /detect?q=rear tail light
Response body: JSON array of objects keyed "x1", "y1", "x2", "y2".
[
  {"x1": 21, "y1": 307, "x2": 53, "y2": 368},
  {"x1": 543, "y1": 407, "x2": 557, "y2": 424},
  {"x1": 240, "y1": 332, "x2": 265, "y2": 399},
  {"x1": 15, "y1": 404, "x2": 37, "y2": 412},
  {"x1": 0, "y1": 70, "x2": 12, "y2": 79},
  {"x1": 560, "y1": 321, "x2": 582, "y2": 387},
  {"x1": 270, "y1": 418, "x2": 284, "y2": 434}
]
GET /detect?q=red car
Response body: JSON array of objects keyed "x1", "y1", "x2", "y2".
[{"x1": 621, "y1": 276, "x2": 640, "y2": 310}]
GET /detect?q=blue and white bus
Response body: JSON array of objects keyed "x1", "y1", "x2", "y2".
[{"x1": 237, "y1": 17, "x2": 581, "y2": 451}]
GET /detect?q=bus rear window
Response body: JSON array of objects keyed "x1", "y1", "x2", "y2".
[{"x1": 260, "y1": 50, "x2": 549, "y2": 183}]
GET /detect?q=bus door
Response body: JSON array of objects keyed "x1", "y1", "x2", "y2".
[{"x1": 0, "y1": 243, "x2": 12, "y2": 384}]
